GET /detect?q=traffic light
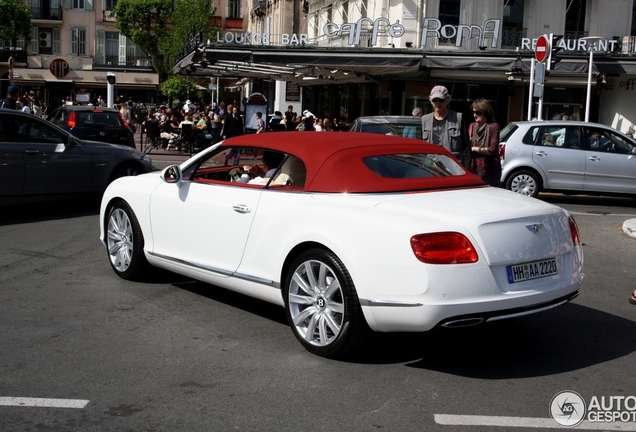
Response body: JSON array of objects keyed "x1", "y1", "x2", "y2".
[{"x1": 547, "y1": 33, "x2": 563, "y2": 71}]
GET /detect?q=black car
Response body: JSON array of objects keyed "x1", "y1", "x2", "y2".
[
  {"x1": 0, "y1": 108, "x2": 154, "y2": 205},
  {"x1": 348, "y1": 116, "x2": 422, "y2": 138},
  {"x1": 47, "y1": 106, "x2": 135, "y2": 148}
]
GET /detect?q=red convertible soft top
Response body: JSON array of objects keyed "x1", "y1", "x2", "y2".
[{"x1": 221, "y1": 132, "x2": 484, "y2": 193}]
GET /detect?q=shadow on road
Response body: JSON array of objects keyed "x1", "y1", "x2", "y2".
[
  {"x1": 539, "y1": 193, "x2": 636, "y2": 209},
  {"x1": 349, "y1": 302, "x2": 635, "y2": 377},
  {"x1": 156, "y1": 274, "x2": 635, "y2": 376},
  {"x1": 0, "y1": 197, "x2": 101, "y2": 226}
]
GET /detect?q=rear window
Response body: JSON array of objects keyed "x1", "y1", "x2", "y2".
[
  {"x1": 499, "y1": 123, "x2": 518, "y2": 143},
  {"x1": 75, "y1": 111, "x2": 124, "y2": 128},
  {"x1": 363, "y1": 153, "x2": 465, "y2": 178},
  {"x1": 360, "y1": 123, "x2": 422, "y2": 137}
]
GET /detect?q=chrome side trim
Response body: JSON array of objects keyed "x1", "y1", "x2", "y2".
[
  {"x1": 148, "y1": 252, "x2": 280, "y2": 289},
  {"x1": 360, "y1": 299, "x2": 423, "y2": 307}
]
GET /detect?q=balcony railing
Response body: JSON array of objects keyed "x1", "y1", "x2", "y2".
[
  {"x1": 501, "y1": 27, "x2": 526, "y2": 49},
  {"x1": 225, "y1": 18, "x2": 243, "y2": 29},
  {"x1": 30, "y1": 6, "x2": 62, "y2": 20},
  {"x1": 0, "y1": 49, "x2": 27, "y2": 64},
  {"x1": 93, "y1": 56, "x2": 152, "y2": 68}
]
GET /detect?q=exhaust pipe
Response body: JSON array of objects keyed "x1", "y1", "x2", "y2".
[{"x1": 441, "y1": 317, "x2": 485, "y2": 328}]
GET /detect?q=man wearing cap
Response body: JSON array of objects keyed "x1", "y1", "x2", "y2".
[
  {"x1": 421, "y1": 85, "x2": 470, "y2": 167},
  {"x1": 2, "y1": 85, "x2": 20, "y2": 109}
]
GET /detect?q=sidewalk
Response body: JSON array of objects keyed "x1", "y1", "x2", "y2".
[{"x1": 133, "y1": 127, "x2": 192, "y2": 169}]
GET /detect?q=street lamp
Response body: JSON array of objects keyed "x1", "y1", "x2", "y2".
[{"x1": 581, "y1": 36, "x2": 603, "y2": 122}]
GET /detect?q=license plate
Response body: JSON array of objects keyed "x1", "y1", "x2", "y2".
[{"x1": 507, "y1": 258, "x2": 558, "y2": 283}]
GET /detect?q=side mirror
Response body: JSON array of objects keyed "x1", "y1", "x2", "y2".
[{"x1": 161, "y1": 164, "x2": 182, "y2": 183}]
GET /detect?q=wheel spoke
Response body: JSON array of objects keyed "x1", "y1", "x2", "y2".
[
  {"x1": 292, "y1": 271, "x2": 313, "y2": 297},
  {"x1": 324, "y1": 278, "x2": 341, "y2": 299},
  {"x1": 317, "y1": 315, "x2": 329, "y2": 346},
  {"x1": 288, "y1": 292, "x2": 313, "y2": 306},
  {"x1": 293, "y1": 305, "x2": 317, "y2": 326},
  {"x1": 304, "y1": 313, "x2": 319, "y2": 342},
  {"x1": 328, "y1": 300, "x2": 344, "y2": 315},
  {"x1": 324, "y1": 310, "x2": 341, "y2": 333},
  {"x1": 317, "y1": 262, "x2": 328, "y2": 291},
  {"x1": 303, "y1": 261, "x2": 318, "y2": 294}
]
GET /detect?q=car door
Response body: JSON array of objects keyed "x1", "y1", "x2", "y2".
[
  {"x1": 0, "y1": 113, "x2": 24, "y2": 196},
  {"x1": 148, "y1": 148, "x2": 267, "y2": 277},
  {"x1": 2, "y1": 112, "x2": 93, "y2": 195},
  {"x1": 582, "y1": 126, "x2": 636, "y2": 194},
  {"x1": 533, "y1": 125, "x2": 586, "y2": 191}
]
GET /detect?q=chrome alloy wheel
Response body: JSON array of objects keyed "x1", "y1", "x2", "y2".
[
  {"x1": 288, "y1": 260, "x2": 345, "y2": 347},
  {"x1": 510, "y1": 173, "x2": 538, "y2": 196},
  {"x1": 107, "y1": 208, "x2": 133, "y2": 273}
]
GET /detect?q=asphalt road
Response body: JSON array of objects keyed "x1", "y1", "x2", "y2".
[{"x1": 1, "y1": 194, "x2": 635, "y2": 431}]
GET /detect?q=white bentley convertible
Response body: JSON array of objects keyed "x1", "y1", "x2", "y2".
[{"x1": 100, "y1": 132, "x2": 584, "y2": 357}]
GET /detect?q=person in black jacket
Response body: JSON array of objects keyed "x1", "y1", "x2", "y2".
[
  {"x1": 2, "y1": 85, "x2": 20, "y2": 109},
  {"x1": 221, "y1": 105, "x2": 244, "y2": 140},
  {"x1": 221, "y1": 105, "x2": 244, "y2": 165}
]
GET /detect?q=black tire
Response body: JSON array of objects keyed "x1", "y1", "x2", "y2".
[
  {"x1": 105, "y1": 200, "x2": 150, "y2": 280},
  {"x1": 283, "y1": 248, "x2": 368, "y2": 358},
  {"x1": 506, "y1": 170, "x2": 541, "y2": 198}
]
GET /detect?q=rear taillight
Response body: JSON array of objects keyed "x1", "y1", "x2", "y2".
[
  {"x1": 410, "y1": 232, "x2": 479, "y2": 264},
  {"x1": 67, "y1": 111, "x2": 76, "y2": 128},
  {"x1": 568, "y1": 215, "x2": 581, "y2": 246},
  {"x1": 499, "y1": 143, "x2": 506, "y2": 161}
]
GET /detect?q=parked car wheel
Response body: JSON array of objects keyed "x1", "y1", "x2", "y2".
[
  {"x1": 112, "y1": 163, "x2": 141, "y2": 181},
  {"x1": 506, "y1": 170, "x2": 541, "y2": 197},
  {"x1": 284, "y1": 249, "x2": 368, "y2": 358},
  {"x1": 106, "y1": 200, "x2": 149, "y2": 280}
]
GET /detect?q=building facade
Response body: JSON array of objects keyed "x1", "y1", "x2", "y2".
[
  {"x1": 231, "y1": 0, "x2": 636, "y2": 132},
  {"x1": 1, "y1": 0, "x2": 159, "y2": 111}
]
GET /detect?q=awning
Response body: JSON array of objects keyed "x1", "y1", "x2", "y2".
[
  {"x1": 174, "y1": 45, "x2": 424, "y2": 85},
  {"x1": 224, "y1": 76, "x2": 252, "y2": 90},
  {"x1": 8, "y1": 67, "x2": 159, "y2": 88}
]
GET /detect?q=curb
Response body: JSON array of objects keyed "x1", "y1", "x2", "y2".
[{"x1": 622, "y1": 218, "x2": 636, "y2": 239}]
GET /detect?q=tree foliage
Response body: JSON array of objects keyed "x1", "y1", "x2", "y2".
[
  {"x1": 113, "y1": 0, "x2": 216, "y2": 82},
  {"x1": 0, "y1": 0, "x2": 33, "y2": 47},
  {"x1": 161, "y1": 75, "x2": 209, "y2": 104}
]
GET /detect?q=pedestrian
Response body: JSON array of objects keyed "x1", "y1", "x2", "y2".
[
  {"x1": 631, "y1": 289, "x2": 636, "y2": 305},
  {"x1": 421, "y1": 85, "x2": 470, "y2": 167},
  {"x1": 403, "y1": 106, "x2": 423, "y2": 138},
  {"x1": 284, "y1": 105, "x2": 298, "y2": 131},
  {"x1": 468, "y1": 99, "x2": 501, "y2": 186},
  {"x1": 626, "y1": 130, "x2": 633, "y2": 138},
  {"x1": 255, "y1": 111, "x2": 266, "y2": 134},
  {"x1": 2, "y1": 85, "x2": 20, "y2": 109}
]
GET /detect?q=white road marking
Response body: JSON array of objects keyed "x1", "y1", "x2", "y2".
[
  {"x1": 0, "y1": 397, "x2": 89, "y2": 409},
  {"x1": 434, "y1": 414, "x2": 636, "y2": 430}
]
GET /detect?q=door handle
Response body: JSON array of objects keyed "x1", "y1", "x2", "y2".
[
  {"x1": 535, "y1": 151, "x2": 547, "y2": 157},
  {"x1": 24, "y1": 149, "x2": 40, "y2": 155},
  {"x1": 233, "y1": 204, "x2": 251, "y2": 214},
  {"x1": 588, "y1": 155, "x2": 601, "y2": 161}
]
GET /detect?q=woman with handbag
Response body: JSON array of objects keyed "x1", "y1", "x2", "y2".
[{"x1": 469, "y1": 99, "x2": 501, "y2": 187}]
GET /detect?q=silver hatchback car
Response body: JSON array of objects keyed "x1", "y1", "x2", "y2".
[{"x1": 500, "y1": 121, "x2": 636, "y2": 198}]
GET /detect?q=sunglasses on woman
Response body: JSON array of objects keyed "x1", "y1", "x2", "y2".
[{"x1": 473, "y1": 111, "x2": 483, "y2": 115}]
